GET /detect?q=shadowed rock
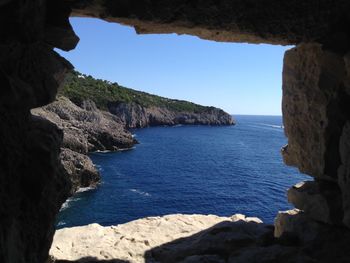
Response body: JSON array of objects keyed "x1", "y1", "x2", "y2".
[
  {"x1": 287, "y1": 180, "x2": 343, "y2": 225},
  {"x1": 50, "y1": 214, "x2": 270, "y2": 263}
]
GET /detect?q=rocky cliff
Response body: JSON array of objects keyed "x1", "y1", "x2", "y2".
[
  {"x1": 61, "y1": 71, "x2": 235, "y2": 128},
  {"x1": 108, "y1": 102, "x2": 234, "y2": 128},
  {"x1": 32, "y1": 91, "x2": 232, "y2": 194},
  {"x1": 32, "y1": 96, "x2": 136, "y2": 194}
]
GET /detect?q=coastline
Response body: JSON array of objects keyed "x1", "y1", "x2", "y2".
[{"x1": 32, "y1": 95, "x2": 234, "y2": 198}]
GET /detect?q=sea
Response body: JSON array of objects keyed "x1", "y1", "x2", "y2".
[{"x1": 57, "y1": 115, "x2": 308, "y2": 228}]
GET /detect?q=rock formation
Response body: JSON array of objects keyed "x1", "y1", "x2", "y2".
[
  {"x1": 32, "y1": 92, "x2": 232, "y2": 193},
  {"x1": 32, "y1": 96, "x2": 136, "y2": 193},
  {"x1": 108, "y1": 102, "x2": 234, "y2": 128},
  {"x1": 49, "y1": 214, "x2": 272, "y2": 263},
  {"x1": 1, "y1": 0, "x2": 350, "y2": 262}
]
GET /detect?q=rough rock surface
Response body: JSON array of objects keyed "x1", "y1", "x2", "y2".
[
  {"x1": 0, "y1": 1, "x2": 77, "y2": 261},
  {"x1": 49, "y1": 214, "x2": 273, "y2": 263},
  {"x1": 33, "y1": 96, "x2": 136, "y2": 153},
  {"x1": 274, "y1": 209, "x2": 350, "y2": 262},
  {"x1": 108, "y1": 102, "x2": 234, "y2": 128},
  {"x1": 32, "y1": 96, "x2": 136, "y2": 192},
  {"x1": 287, "y1": 181, "x2": 343, "y2": 224},
  {"x1": 282, "y1": 43, "x2": 350, "y2": 228},
  {"x1": 60, "y1": 148, "x2": 100, "y2": 195},
  {"x1": 71, "y1": 0, "x2": 350, "y2": 48}
]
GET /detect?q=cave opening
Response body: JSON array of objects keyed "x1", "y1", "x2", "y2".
[
  {"x1": 3, "y1": 1, "x2": 350, "y2": 262},
  {"x1": 42, "y1": 17, "x2": 309, "y2": 229}
]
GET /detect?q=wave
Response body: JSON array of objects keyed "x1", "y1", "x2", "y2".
[
  {"x1": 59, "y1": 195, "x2": 84, "y2": 212},
  {"x1": 60, "y1": 198, "x2": 73, "y2": 211},
  {"x1": 119, "y1": 147, "x2": 136, "y2": 151},
  {"x1": 76, "y1": 186, "x2": 95, "y2": 193},
  {"x1": 56, "y1": 221, "x2": 66, "y2": 227},
  {"x1": 257, "y1": 123, "x2": 284, "y2": 129},
  {"x1": 130, "y1": 188, "x2": 151, "y2": 197}
]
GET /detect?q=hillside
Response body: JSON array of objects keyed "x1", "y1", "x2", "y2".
[
  {"x1": 60, "y1": 71, "x2": 229, "y2": 114},
  {"x1": 33, "y1": 71, "x2": 234, "y2": 195}
]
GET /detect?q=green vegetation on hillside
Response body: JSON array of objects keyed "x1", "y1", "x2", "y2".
[{"x1": 59, "y1": 71, "x2": 216, "y2": 113}]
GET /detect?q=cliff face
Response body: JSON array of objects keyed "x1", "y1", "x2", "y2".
[
  {"x1": 32, "y1": 96, "x2": 136, "y2": 194},
  {"x1": 108, "y1": 102, "x2": 234, "y2": 128},
  {"x1": 60, "y1": 71, "x2": 235, "y2": 128},
  {"x1": 33, "y1": 94, "x2": 233, "y2": 193}
]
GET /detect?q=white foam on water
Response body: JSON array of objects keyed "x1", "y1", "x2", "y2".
[
  {"x1": 257, "y1": 123, "x2": 284, "y2": 129},
  {"x1": 76, "y1": 186, "x2": 95, "y2": 193},
  {"x1": 57, "y1": 221, "x2": 66, "y2": 227},
  {"x1": 60, "y1": 198, "x2": 73, "y2": 211},
  {"x1": 130, "y1": 188, "x2": 151, "y2": 197}
]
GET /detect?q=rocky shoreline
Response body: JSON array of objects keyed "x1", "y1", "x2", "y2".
[
  {"x1": 32, "y1": 96, "x2": 234, "y2": 196},
  {"x1": 32, "y1": 96, "x2": 137, "y2": 195}
]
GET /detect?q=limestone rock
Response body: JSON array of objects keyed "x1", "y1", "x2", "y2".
[
  {"x1": 228, "y1": 245, "x2": 299, "y2": 263},
  {"x1": 282, "y1": 43, "x2": 347, "y2": 180},
  {"x1": 108, "y1": 102, "x2": 234, "y2": 128},
  {"x1": 274, "y1": 209, "x2": 350, "y2": 262},
  {"x1": 33, "y1": 96, "x2": 136, "y2": 152},
  {"x1": 274, "y1": 209, "x2": 321, "y2": 241},
  {"x1": 50, "y1": 214, "x2": 270, "y2": 263},
  {"x1": 60, "y1": 148, "x2": 100, "y2": 194},
  {"x1": 287, "y1": 181, "x2": 343, "y2": 224},
  {"x1": 70, "y1": 1, "x2": 350, "y2": 47},
  {"x1": 32, "y1": 96, "x2": 137, "y2": 194},
  {"x1": 338, "y1": 121, "x2": 350, "y2": 228}
]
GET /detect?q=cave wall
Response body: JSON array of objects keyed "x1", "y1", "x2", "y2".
[
  {"x1": 281, "y1": 44, "x2": 350, "y2": 227},
  {"x1": 1, "y1": 0, "x2": 350, "y2": 262},
  {"x1": 0, "y1": 0, "x2": 77, "y2": 262}
]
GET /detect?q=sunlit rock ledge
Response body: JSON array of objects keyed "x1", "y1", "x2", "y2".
[
  {"x1": 50, "y1": 211, "x2": 350, "y2": 262},
  {"x1": 50, "y1": 214, "x2": 274, "y2": 263}
]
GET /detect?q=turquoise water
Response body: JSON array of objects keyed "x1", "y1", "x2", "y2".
[{"x1": 57, "y1": 115, "x2": 308, "y2": 228}]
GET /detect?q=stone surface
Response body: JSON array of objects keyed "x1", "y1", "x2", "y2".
[
  {"x1": 60, "y1": 148, "x2": 100, "y2": 195},
  {"x1": 71, "y1": 0, "x2": 350, "y2": 48},
  {"x1": 287, "y1": 180, "x2": 343, "y2": 224},
  {"x1": 282, "y1": 43, "x2": 348, "y2": 180},
  {"x1": 0, "y1": 112, "x2": 71, "y2": 263},
  {"x1": 274, "y1": 209, "x2": 350, "y2": 262},
  {"x1": 50, "y1": 214, "x2": 272, "y2": 263},
  {"x1": 32, "y1": 96, "x2": 137, "y2": 193},
  {"x1": 282, "y1": 43, "x2": 350, "y2": 229},
  {"x1": 274, "y1": 209, "x2": 320, "y2": 241},
  {"x1": 109, "y1": 102, "x2": 234, "y2": 128},
  {"x1": 339, "y1": 122, "x2": 350, "y2": 227},
  {"x1": 0, "y1": 1, "x2": 78, "y2": 261},
  {"x1": 33, "y1": 96, "x2": 136, "y2": 153}
]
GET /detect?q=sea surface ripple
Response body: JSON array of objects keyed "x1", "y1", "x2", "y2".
[{"x1": 57, "y1": 115, "x2": 308, "y2": 228}]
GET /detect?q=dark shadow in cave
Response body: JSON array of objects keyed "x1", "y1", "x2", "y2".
[
  {"x1": 143, "y1": 220, "x2": 279, "y2": 263},
  {"x1": 54, "y1": 257, "x2": 130, "y2": 263}
]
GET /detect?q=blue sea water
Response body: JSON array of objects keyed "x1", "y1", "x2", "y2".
[{"x1": 57, "y1": 115, "x2": 308, "y2": 228}]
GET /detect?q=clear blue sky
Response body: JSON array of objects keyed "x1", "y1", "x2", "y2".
[{"x1": 57, "y1": 18, "x2": 292, "y2": 115}]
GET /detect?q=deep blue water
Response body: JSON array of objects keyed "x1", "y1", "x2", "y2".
[{"x1": 57, "y1": 115, "x2": 308, "y2": 228}]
